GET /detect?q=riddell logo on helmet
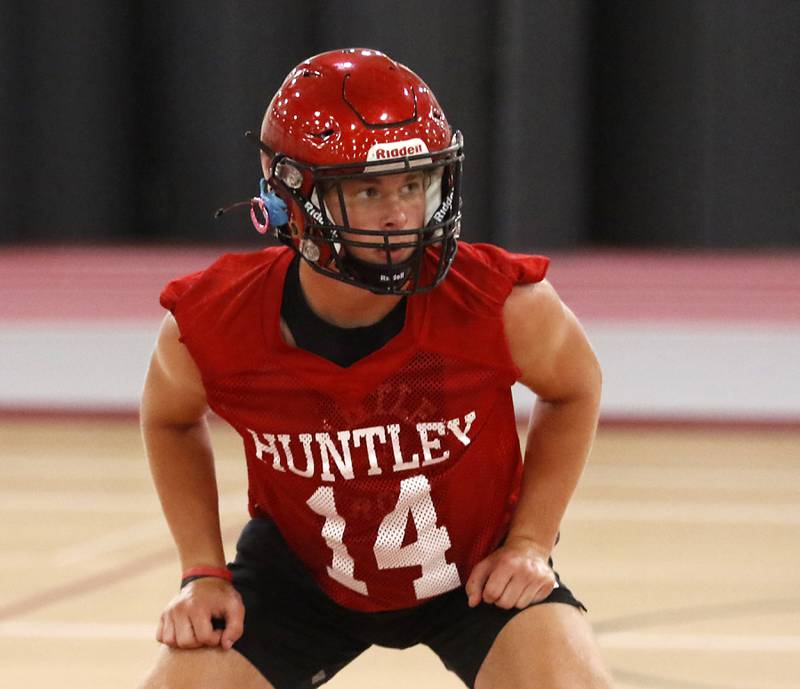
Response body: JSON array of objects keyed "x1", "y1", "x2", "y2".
[
  {"x1": 374, "y1": 144, "x2": 423, "y2": 160},
  {"x1": 367, "y1": 139, "x2": 429, "y2": 162},
  {"x1": 304, "y1": 201, "x2": 324, "y2": 225}
]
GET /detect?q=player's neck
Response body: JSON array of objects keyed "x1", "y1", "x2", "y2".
[{"x1": 298, "y1": 259, "x2": 403, "y2": 329}]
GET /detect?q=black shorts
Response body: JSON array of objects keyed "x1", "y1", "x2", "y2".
[{"x1": 228, "y1": 518, "x2": 585, "y2": 689}]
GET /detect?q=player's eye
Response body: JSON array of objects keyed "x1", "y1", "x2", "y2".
[{"x1": 355, "y1": 186, "x2": 379, "y2": 199}]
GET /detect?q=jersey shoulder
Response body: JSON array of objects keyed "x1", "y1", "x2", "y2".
[
  {"x1": 436, "y1": 241, "x2": 550, "y2": 315},
  {"x1": 159, "y1": 245, "x2": 290, "y2": 315},
  {"x1": 158, "y1": 245, "x2": 291, "y2": 378}
]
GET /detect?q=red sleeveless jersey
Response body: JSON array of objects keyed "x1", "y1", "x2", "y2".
[{"x1": 161, "y1": 242, "x2": 549, "y2": 611}]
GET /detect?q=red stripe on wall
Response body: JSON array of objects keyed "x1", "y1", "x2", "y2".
[{"x1": 1, "y1": 246, "x2": 799, "y2": 322}]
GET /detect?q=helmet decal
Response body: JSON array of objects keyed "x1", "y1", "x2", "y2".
[{"x1": 366, "y1": 139, "x2": 429, "y2": 162}]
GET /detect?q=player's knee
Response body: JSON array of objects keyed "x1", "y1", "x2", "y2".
[
  {"x1": 135, "y1": 646, "x2": 274, "y2": 689},
  {"x1": 542, "y1": 663, "x2": 615, "y2": 689},
  {"x1": 135, "y1": 649, "x2": 194, "y2": 689},
  {"x1": 475, "y1": 649, "x2": 615, "y2": 689},
  {"x1": 554, "y1": 669, "x2": 616, "y2": 689}
]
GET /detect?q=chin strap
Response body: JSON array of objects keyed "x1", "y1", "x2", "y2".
[{"x1": 336, "y1": 248, "x2": 420, "y2": 293}]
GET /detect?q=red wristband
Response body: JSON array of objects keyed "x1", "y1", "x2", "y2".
[{"x1": 181, "y1": 565, "x2": 232, "y2": 583}]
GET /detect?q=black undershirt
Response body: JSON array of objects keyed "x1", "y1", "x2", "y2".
[{"x1": 280, "y1": 254, "x2": 407, "y2": 368}]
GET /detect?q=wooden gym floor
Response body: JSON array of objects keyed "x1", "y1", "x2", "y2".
[{"x1": 0, "y1": 417, "x2": 797, "y2": 689}]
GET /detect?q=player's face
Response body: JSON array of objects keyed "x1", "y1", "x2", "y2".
[{"x1": 323, "y1": 171, "x2": 428, "y2": 265}]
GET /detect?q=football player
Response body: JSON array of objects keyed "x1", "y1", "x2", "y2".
[{"x1": 138, "y1": 48, "x2": 613, "y2": 689}]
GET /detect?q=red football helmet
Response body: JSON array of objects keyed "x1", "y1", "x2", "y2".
[{"x1": 254, "y1": 48, "x2": 464, "y2": 295}]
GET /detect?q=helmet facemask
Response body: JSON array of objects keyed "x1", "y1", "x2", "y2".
[{"x1": 268, "y1": 132, "x2": 463, "y2": 296}]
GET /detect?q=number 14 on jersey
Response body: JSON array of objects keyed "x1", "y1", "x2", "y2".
[{"x1": 307, "y1": 475, "x2": 461, "y2": 599}]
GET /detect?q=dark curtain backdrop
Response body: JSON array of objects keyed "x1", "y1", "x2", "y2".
[{"x1": 1, "y1": 1, "x2": 798, "y2": 249}]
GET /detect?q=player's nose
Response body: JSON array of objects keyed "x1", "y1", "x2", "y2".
[{"x1": 380, "y1": 196, "x2": 408, "y2": 230}]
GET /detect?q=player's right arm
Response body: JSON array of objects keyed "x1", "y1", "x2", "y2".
[{"x1": 140, "y1": 313, "x2": 244, "y2": 651}]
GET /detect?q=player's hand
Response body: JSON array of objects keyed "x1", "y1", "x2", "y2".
[
  {"x1": 156, "y1": 577, "x2": 245, "y2": 650},
  {"x1": 465, "y1": 537, "x2": 556, "y2": 609}
]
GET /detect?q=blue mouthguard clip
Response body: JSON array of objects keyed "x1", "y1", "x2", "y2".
[{"x1": 259, "y1": 178, "x2": 289, "y2": 226}]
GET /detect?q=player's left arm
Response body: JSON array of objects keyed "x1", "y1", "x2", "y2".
[{"x1": 465, "y1": 279, "x2": 602, "y2": 609}]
